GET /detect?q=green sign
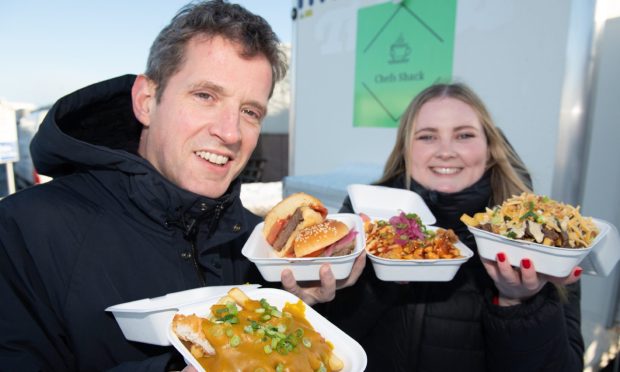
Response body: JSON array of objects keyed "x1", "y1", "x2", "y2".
[{"x1": 353, "y1": 0, "x2": 457, "y2": 128}]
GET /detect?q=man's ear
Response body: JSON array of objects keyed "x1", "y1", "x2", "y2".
[{"x1": 131, "y1": 75, "x2": 156, "y2": 126}]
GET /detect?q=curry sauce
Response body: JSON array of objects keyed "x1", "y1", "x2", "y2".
[{"x1": 183, "y1": 297, "x2": 338, "y2": 372}]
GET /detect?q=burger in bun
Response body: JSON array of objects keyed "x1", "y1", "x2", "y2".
[
  {"x1": 263, "y1": 193, "x2": 357, "y2": 258},
  {"x1": 263, "y1": 193, "x2": 328, "y2": 257},
  {"x1": 293, "y1": 219, "x2": 357, "y2": 258}
]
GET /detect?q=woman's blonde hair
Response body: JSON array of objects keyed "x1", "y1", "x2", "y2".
[{"x1": 377, "y1": 83, "x2": 531, "y2": 205}]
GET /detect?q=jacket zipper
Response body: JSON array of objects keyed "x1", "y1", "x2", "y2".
[
  {"x1": 188, "y1": 203, "x2": 224, "y2": 287},
  {"x1": 191, "y1": 240, "x2": 206, "y2": 287}
]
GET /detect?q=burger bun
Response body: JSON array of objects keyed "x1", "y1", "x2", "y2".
[
  {"x1": 263, "y1": 192, "x2": 325, "y2": 238},
  {"x1": 293, "y1": 219, "x2": 350, "y2": 258}
]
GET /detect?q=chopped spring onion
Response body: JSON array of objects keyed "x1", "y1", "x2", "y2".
[{"x1": 229, "y1": 335, "x2": 240, "y2": 347}]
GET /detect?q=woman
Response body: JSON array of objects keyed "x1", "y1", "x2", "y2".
[{"x1": 327, "y1": 83, "x2": 584, "y2": 371}]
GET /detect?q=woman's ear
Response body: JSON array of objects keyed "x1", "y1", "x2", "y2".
[{"x1": 131, "y1": 75, "x2": 156, "y2": 126}]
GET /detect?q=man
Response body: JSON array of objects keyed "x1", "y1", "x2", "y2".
[{"x1": 0, "y1": 1, "x2": 363, "y2": 370}]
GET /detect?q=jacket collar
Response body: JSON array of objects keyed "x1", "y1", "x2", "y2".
[{"x1": 391, "y1": 172, "x2": 492, "y2": 235}]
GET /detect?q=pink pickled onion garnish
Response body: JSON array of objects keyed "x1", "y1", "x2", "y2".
[{"x1": 388, "y1": 212, "x2": 425, "y2": 244}]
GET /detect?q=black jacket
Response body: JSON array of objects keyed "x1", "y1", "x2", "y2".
[
  {"x1": 326, "y1": 174, "x2": 583, "y2": 372},
  {"x1": 0, "y1": 75, "x2": 264, "y2": 371}
]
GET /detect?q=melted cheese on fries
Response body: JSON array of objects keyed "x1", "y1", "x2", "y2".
[{"x1": 460, "y1": 192, "x2": 599, "y2": 248}]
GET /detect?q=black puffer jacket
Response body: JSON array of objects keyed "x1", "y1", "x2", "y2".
[
  {"x1": 0, "y1": 75, "x2": 264, "y2": 371},
  {"x1": 327, "y1": 173, "x2": 583, "y2": 371}
]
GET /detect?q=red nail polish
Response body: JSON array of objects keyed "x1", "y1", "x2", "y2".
[
  {"x1": 497, "y1": 253, "x2": 505, "y2": 262},
  {"x1": 574, "y1": 268, "x2": 583, "y2": 277},
  {"x1": 521, "y1": 259, "x2": 531, "y2": 269}
]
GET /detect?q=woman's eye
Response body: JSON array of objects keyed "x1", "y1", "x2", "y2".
[
  {"x1": 416, "y1": 134, "x2": 434, "y2": 141},
  {"x1": 457, "y1": 132, "x2": 476, "y2": 140}
]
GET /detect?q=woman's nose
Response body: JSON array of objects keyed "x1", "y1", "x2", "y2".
[{"x1": 435, "y1": 139, "x2": 457, "y2": 158}]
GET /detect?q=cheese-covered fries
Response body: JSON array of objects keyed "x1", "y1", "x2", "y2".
[
  {"x1": 460, "y1": 192, "x2": 599, "y2": 248},
  {"x1": 172, "y1": 287, "x2": 343, "y2": 372}
]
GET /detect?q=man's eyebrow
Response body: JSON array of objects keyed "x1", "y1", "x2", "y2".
[
  {"x1": 246, "y1": 100, "x2": 268, "y2": 117},
  {"x1": 188, "y1": 80, "x2": 225, "y2": 94}
]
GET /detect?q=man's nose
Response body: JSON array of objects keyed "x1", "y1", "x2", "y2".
[{"x1": 210, "y1": 108, "x2": 241, "y2": 144}]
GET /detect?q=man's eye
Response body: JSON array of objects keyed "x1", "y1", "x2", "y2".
[
  {"x1": 242, "y1": 108, "x2": 262, "y2": 121},
  {"x1": 195, "y1": 92, "x2": 213, "y2": 100}
]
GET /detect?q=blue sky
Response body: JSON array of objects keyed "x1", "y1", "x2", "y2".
[{"x1": 0, "y1": 1, "x2": 292, "y2": 106}]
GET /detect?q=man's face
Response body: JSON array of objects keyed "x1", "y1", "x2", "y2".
[{"x1": 134, "y1": 35, "x2": 272, "y2": 198}]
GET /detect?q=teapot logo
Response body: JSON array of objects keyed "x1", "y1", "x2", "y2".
[{"x1": 389, "y1": 34, "x2": 411, "y2": 64}]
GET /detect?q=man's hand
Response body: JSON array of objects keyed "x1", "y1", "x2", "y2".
[{"x1": 281, "y1": 251, "x2": 366, "y2": 305}]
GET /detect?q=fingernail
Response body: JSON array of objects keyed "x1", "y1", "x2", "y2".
[
  {"x1": 574, "y1": 268, "x2": 583, "y2": 277},
  {"x1": 521, "y1": 259, "x2": 531, "y2": 269},
  {"x1": 497, "y1": 253, "x2": 505, "y2": 263}
]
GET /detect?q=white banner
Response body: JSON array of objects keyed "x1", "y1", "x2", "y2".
[{"x1": 0, "y1": 103, "x2": 19, "y2": 163}]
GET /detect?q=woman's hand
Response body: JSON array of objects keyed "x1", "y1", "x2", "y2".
[
  {"x1": 281, "y1": 251, "x2": 366, "y2": 306},
  {"x1": 481, "y1": 252, "x2": 582, "y2": 306}
]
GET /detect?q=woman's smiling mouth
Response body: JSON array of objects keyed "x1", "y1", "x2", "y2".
[{"x1": 431, "y1": 167, "x2": 462, "y2": 175}]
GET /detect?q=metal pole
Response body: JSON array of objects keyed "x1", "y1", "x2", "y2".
[{"x1": 5, "y1": 162, "x2": 16, "y2": 195}]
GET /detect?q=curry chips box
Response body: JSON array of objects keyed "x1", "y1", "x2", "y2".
[{"x1": 107, "y1": 286, "x2": 367, "y2": 372}]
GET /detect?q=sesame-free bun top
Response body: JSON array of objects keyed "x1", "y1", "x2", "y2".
[
  {"x1": 263, "y1": 192, "x2": 325, "y2": 236},
  {"x1": 293, "y1": 219, "x2": 350, "y2": 257}
]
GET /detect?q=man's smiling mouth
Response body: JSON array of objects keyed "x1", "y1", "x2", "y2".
[{"x1": 195, "y1": 151, "x2": 229, "y2": 166}]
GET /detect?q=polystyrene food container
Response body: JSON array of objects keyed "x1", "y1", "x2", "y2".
[
  {"x1": 242, "y1": 213, "x2": 365, "y2": 282},
  {"x1": 105, "y1": 284, "x2": 261, "y2": 346},
  {"x1": 348, "y1": 184, "x2": 474, "y2": 281},
  {"x1": 347, "y1": 184, "x2": 436, "y2": 224},
  {"x1": 469, "y1": 218, "x2": 613, "y2": 277},
  {"x1": 368, "y1": 239, "x2": 474, "y2": 281},
  {"x1": 579, "y1": 220, "x2": 620, "y2": 276},
  {"x1": 168, "y1": 287, "x2": 367, "y2": 372}
]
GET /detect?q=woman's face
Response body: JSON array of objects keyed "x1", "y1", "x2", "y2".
[{"x1": 409, "y1": 96, "x2": 488, "y2": 193}]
